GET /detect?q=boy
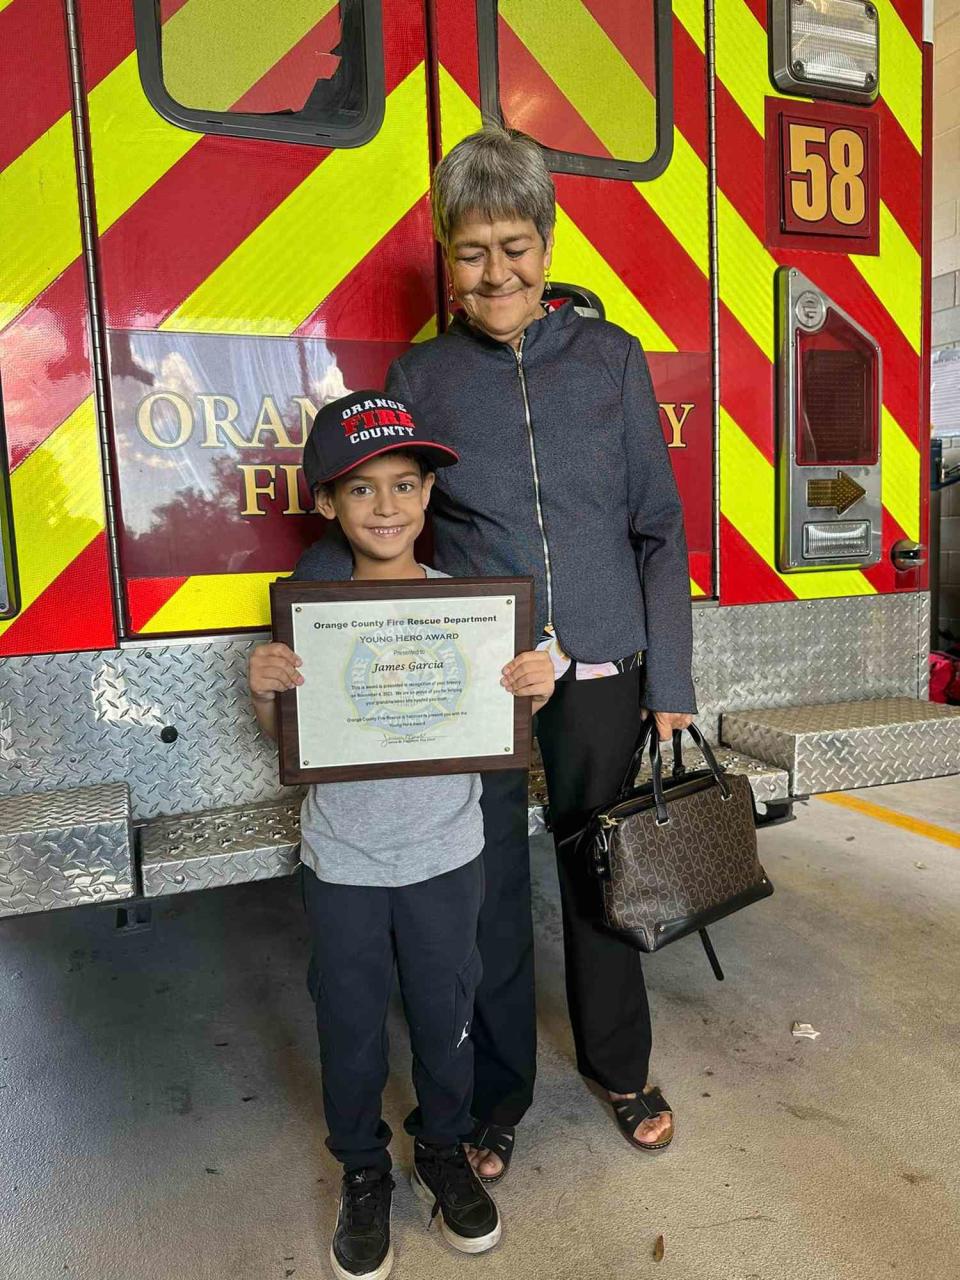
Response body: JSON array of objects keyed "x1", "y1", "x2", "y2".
[{"x1": 247, "y1": 391, "x2": 553, "y2": 1280}]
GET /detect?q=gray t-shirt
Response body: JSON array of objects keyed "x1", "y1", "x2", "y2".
[{"x1": 298, "y1": 566, "x2": 484, "y2": 887}]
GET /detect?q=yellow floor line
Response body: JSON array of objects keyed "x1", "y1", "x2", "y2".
[{"x1": 817, "y1": 792, "x2": 960, "y2": 850}]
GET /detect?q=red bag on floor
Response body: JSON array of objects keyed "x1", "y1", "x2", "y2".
[{"x1": 929, "y1": 651, "x2": 960, "y2": 704}]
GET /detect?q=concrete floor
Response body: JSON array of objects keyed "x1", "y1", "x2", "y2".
[{"x1": 1, "y1": 776, "x2": 958, "y2": 1280}]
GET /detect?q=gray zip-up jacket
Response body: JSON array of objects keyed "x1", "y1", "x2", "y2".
[{"x1": 297, "y1": 302, "x2": 697, "y2": 713}]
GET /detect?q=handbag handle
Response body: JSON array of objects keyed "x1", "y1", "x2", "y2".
[
  {"x1": 617, "y1": 716, "x2": 656, "y2": 799},
  {"x1": 670, "y1": 724, "x2": 731, "y2": 799}
]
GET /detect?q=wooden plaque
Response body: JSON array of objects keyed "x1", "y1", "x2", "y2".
[{"x1": 270, "y1": 576, "x2": 535, "y2": 785}]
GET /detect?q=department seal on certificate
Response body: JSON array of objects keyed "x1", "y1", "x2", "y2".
[{"x1": 346, "y1": 634, "x2": 468, "y2": 739}]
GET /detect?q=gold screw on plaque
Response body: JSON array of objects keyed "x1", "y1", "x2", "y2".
[{"x1": 806, "y1": 471, "x2": 866, "y2": 515}]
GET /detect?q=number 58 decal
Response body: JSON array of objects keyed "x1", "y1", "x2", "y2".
[
  {"x1": 765, "y1": 101, "x2": 879, "y2": 255},
  {"x1": 789, "y1": 124, "x2": 865, "y2": 226}
]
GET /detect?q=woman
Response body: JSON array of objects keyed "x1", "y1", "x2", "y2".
[{"x1": 302, "y1": 125, "x2": 696, "y2": 1179}]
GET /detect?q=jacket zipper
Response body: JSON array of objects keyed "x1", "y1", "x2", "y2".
[{"x1": 515, "y1": 334, "x2": 554, "y2": 630}]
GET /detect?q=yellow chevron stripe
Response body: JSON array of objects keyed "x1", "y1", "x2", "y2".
[
  {"x1": 163, "y1": 0, "x2": 335, "y2": 112},
  {"x1": 0, "y1": 115, "x2": 82, "y2": 330},
  {"x1": 880, "y1": 408, "x2": 921, "y2": 542},
  {"x1": 140, "y1": 571, "x2": 278, "y2": 633},
  {"x1": 715, "y1": 193, "x2": 778, "y2": 360},
  {"x1": 690, "y1": 576, "x2": 706, "y2": 597},
  {"x1": 161, "y1": 69, "x2": 430, "y2": 333},
  {"x1": 719, "y1": 408, "x2": 876, "y2": 598},
  {"x1": 0, "y1": 397, "x2": 106, "y2": 639},
  {"x1": 438, "y1": 63, "x2": 482, "y2": 151},
  {"x1": 872, "y1": 0, "x2": 922, "y2": 151},
  {"x1": 412, "y1": 316, "x2": 439, "y2": 343},
  {"x1": 673, "y1": 0, "x2": 705, "y2": 51},
  {"x1": 0, "y1": 0, "x2": 21, "y2": 17},
  {"x1": 552, "y1": 208, "x2": 675, "y2": 351},
  {"x1": 713, "y1": 0, "x2": 795, "y2": 137},
  {"x1": 499, "y1": 0, "x2": 656, "y2": 158},
  {"x1": 852, "y1": 206, "x2": 922, "y2": 354}
]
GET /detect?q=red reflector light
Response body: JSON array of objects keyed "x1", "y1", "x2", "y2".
[{"x1": 795, "y1": 308, "x2": 879, "y2": 466}]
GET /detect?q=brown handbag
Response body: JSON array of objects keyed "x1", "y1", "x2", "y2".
[{"x1": 568, "y1": 722, "x2": 774, "y2": 977}]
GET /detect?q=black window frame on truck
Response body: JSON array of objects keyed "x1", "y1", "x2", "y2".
[
  {"x1": 474, "y1": 0, "x2": 674, "y2": 181},
  {"x1": 133, "y1": 0, "x2": 386, "y2": 148}
]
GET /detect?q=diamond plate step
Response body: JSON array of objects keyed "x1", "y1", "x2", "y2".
[
  {"x1": 720, "y1": 698, "x2": 960, "y2": 795},
  {"x1": 139, "y1": 800, "x2": 302, "y2": 897},
  {"x1": 0, "y1": 783, "x2": 133, "y2": 918}
]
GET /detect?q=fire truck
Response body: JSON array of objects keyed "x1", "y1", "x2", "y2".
[{"x1": 1, "y1": 0, "x2": 957, "y2": 919}]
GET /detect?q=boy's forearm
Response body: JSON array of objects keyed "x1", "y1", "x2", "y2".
[{"x1": 252, "y1": 694, "x2": 279, "y2": 742}]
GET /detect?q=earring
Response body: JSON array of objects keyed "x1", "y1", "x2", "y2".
[{"x1": 544, "y1": 271, "x2": 552, "y2": 295}]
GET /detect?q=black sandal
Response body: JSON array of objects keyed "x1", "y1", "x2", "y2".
[
  {"x1": 610, "y1": 1086, "x2": 674, "y2": 1152},
  {"x1": 465, "y1": 1122, "x2": 515, "y2": 1184}
]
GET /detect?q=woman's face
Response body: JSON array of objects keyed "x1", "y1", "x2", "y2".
[{"x1": 448, "y1": 214, "x2": 554, "y2": 348}]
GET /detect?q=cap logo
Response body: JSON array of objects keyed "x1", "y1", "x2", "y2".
[{"x1": 340, "y1": 398, "x2": 415, "y2": 441}]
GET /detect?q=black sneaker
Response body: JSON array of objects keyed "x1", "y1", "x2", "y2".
[
  {"x1": 330, "y1": 1168, "x2": 394, "y2": 1280},
  {"x1": 411, "y1": 1140, "x2": 502, "y2": 1254}
]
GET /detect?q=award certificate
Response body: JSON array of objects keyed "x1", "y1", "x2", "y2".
[{"x1": 270, "y1": 577, "x2": 534, "y2": 784}]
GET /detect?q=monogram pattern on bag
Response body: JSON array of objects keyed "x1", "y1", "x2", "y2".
[{"x1": 601, "y1": 773, "x2": 764, "y2": 948}]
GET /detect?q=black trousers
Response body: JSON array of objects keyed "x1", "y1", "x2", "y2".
[
  {"x1": 472, "y1": 768, "x2": 538, "y2": 1126},
  {"x1": 303, "y1": 857, "x2": 484, "y2": 1174},
  {"x1": 535, "y1": 667, "x2": 653, "y2": 1093}
]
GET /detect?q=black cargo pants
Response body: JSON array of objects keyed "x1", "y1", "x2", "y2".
[{"x1": 303, "y1": 856, "x2": 484, "y2": 1174}]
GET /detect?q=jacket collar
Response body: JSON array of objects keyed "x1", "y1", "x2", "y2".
[{"x1": 448, "y1": 296, "x2": 577, "y2": 356}]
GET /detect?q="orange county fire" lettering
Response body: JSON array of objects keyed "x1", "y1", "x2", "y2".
[{"x1": 134, "y1": 392, "x2": 696, "y2": 516}]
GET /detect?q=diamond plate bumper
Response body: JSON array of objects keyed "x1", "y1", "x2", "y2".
[
  {"x1": 0, "y1": 783, "x2": 134, "y2": 918},
  {"x1": 139, "y1": 799, "x2": 302, "y2": 897},
  {"x1": 721, "y1": 698, "x2": 960, "y2": 794}
]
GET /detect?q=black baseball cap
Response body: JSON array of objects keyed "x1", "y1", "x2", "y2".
[{"x1": 302, "y1": 390, "x2": 459, "y2": 489}]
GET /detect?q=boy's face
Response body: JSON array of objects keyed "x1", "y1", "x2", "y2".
[{"x1": 315, "y1": 453, "x2": 434, "y2": 566}]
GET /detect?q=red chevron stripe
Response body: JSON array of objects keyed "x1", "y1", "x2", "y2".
[
  {"x1": 296, "y1": 197, "x2": 437, "y2": 342},
  {"x1": 126, "y1": 575, "x2": 188, "y2": 633},
  {"x1": 0, "y1": 0, "x2": 72, "y2": 172},
  {"x1": 719, "y1": 515, "x2": 793, "y2": 604},
  {"x1": 875, "y1": 99, "x2": 921, "y2": 251},
  {"x1": 0, "y1": 535, "x2": 114, "y2": 658},
  {"x1": 718, "y1": 304, "x2": 776, "y2": 462},
  {"x1": 689, "y1": 549, "x2": 713, "y2": 594},
  {"x1": 884, "y1": 0, "x2": 923, "y2": 46},
  {"x1": 715, "y1": 79, "x2": 920, "y2": 444},
  {"x1": 861, "y1": 509, "x2": 918, "y2": 593},
  {"x1": 2, "y1": 263, "x2": 93, "y2": 470},
  {"x1": 739, "y1": 0, "x2": 767, "y2": 27}
]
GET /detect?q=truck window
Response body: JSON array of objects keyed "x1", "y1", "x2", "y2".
[
  {"x1": 134, "y1": 0, "x2": 384, "y2": 148},
  {"x1": 477, "y1": 0, "x2": 673, "y2": 181}
]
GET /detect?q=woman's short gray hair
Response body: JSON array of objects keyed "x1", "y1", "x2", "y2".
[{"x1": 432, "y1": 124, "x2": 557, "y2": 252}]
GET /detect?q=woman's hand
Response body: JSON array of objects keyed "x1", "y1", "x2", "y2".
[
  {"x1": 248, "y1": 642, "x2": 303, "y2": 702},
  {"x1": 642, "y1": 709, "x2": 694, "y2": 742},
  {"x1": 501, "y1": 649, "x2": 555, "y2": 711}
]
